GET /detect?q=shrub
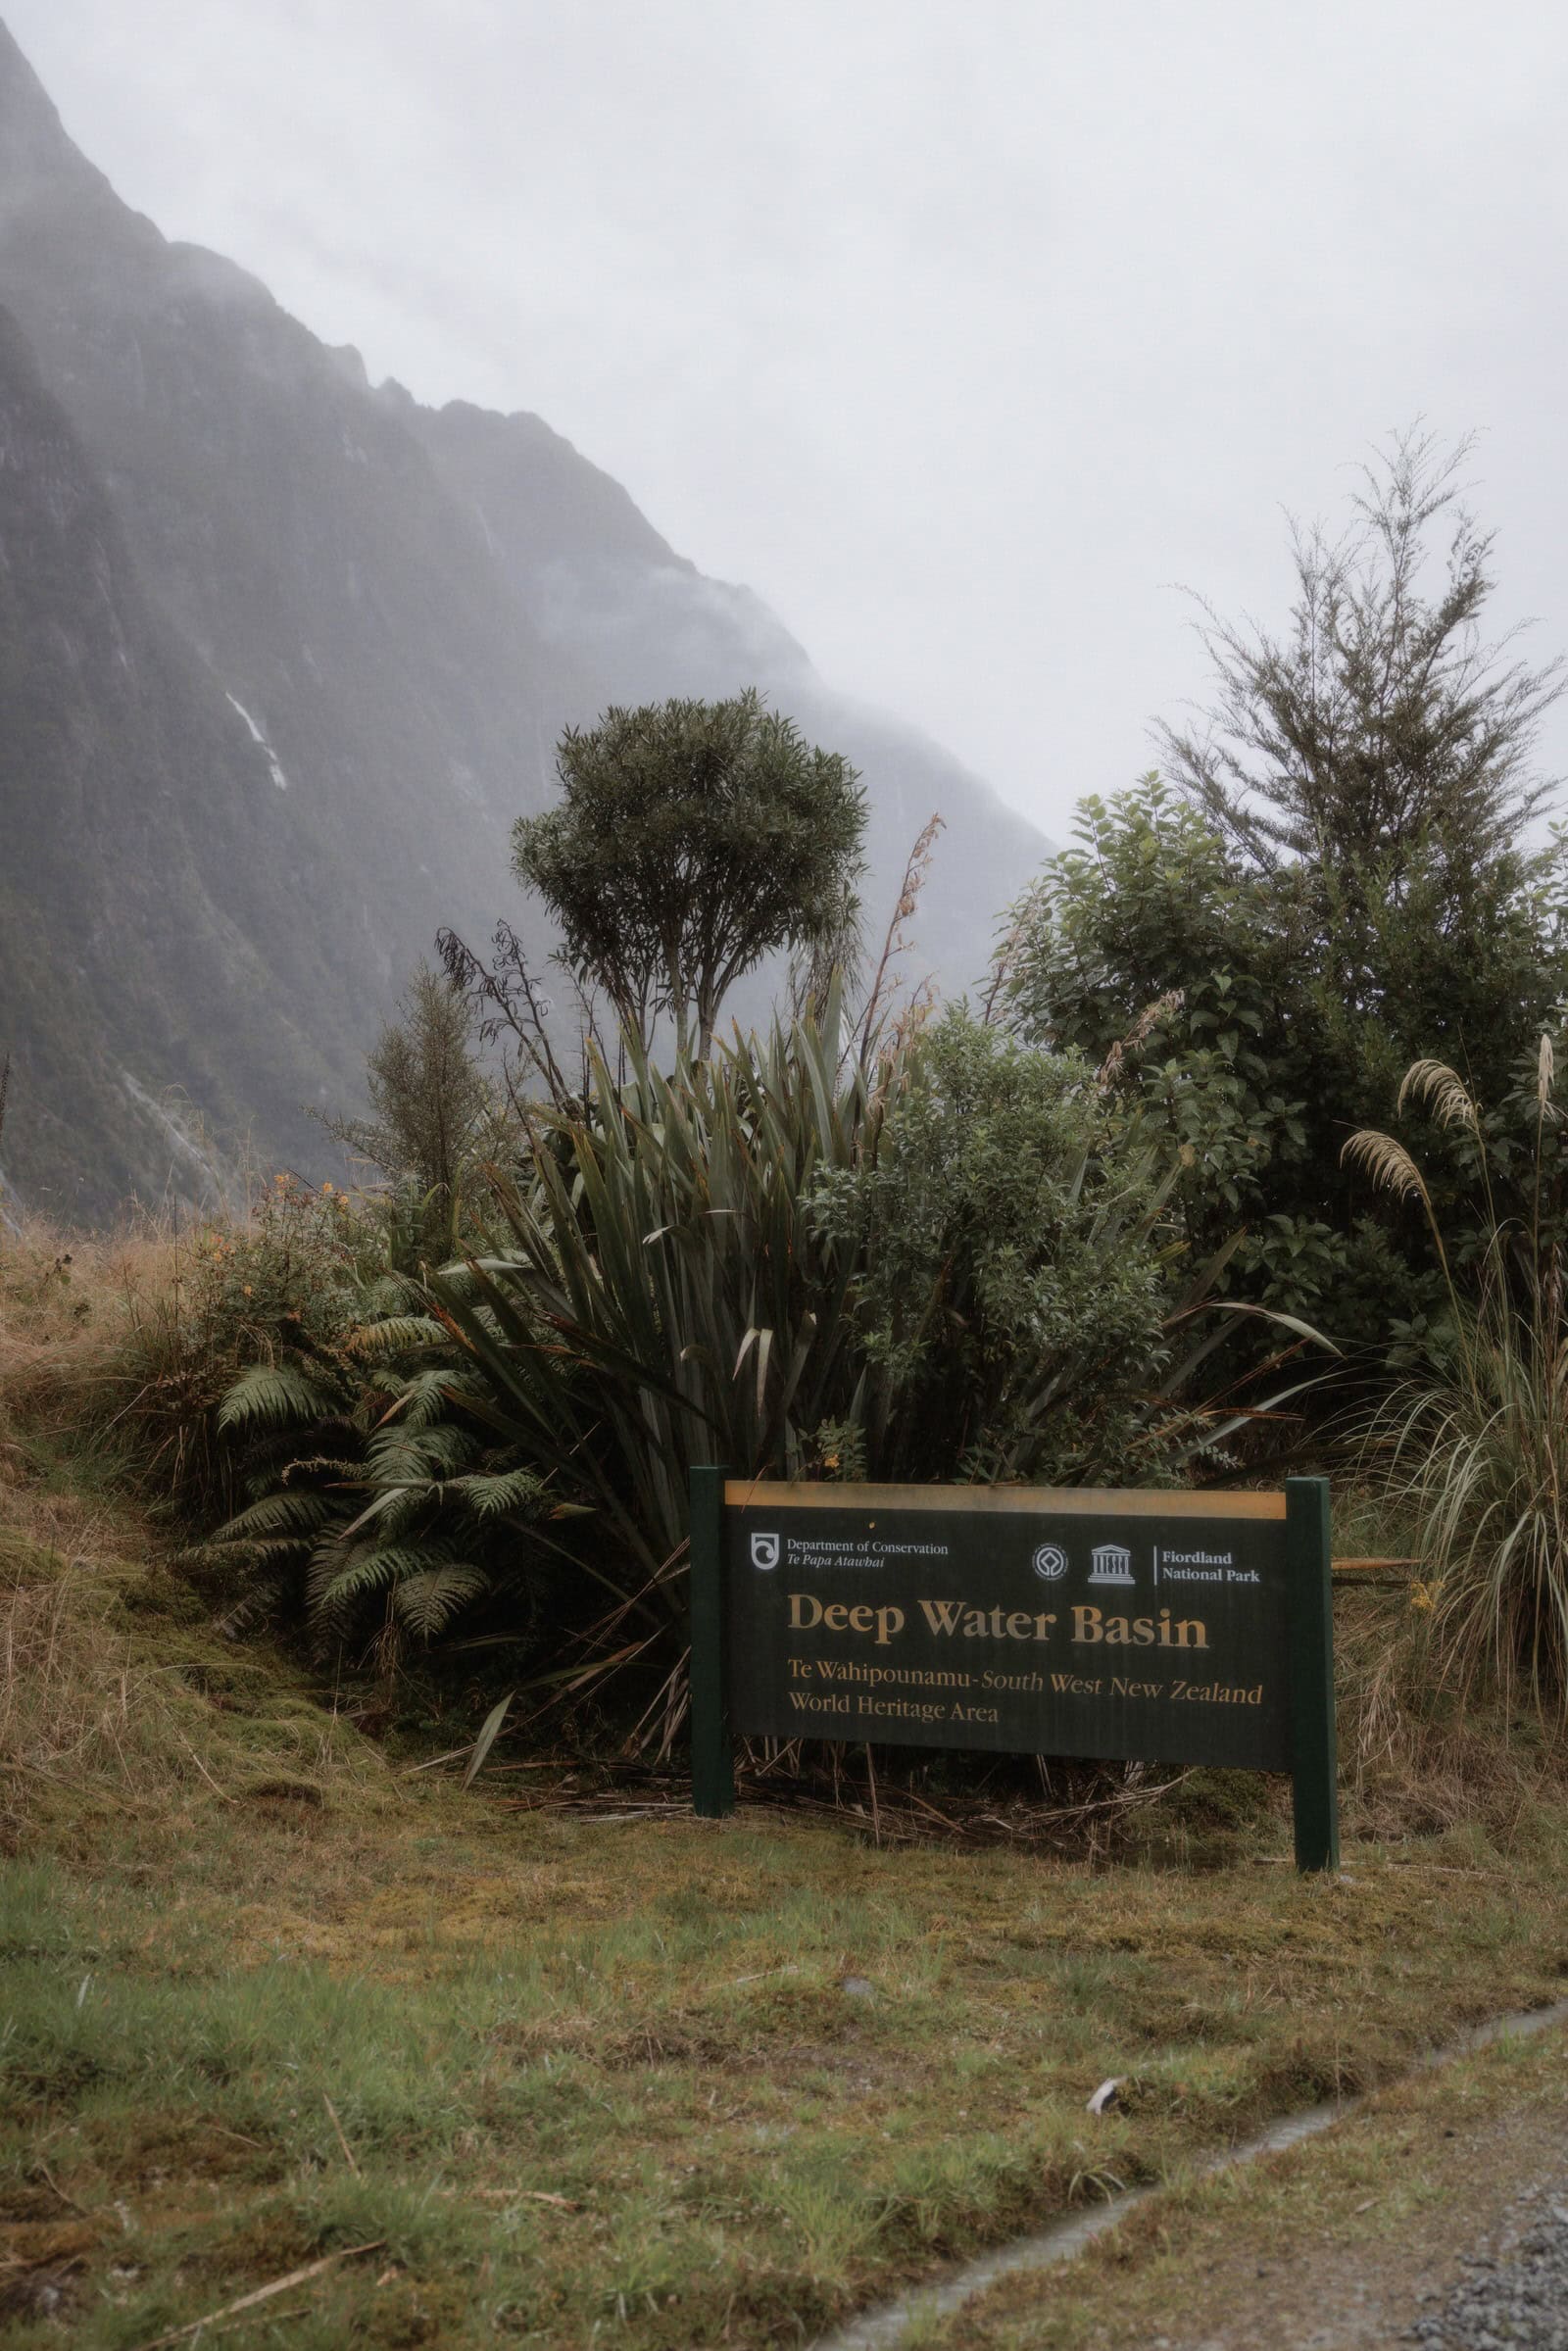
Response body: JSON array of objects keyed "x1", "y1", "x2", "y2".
[
  {"x1": 998, "y1": 436, "x2": 1568, "y2": 1355},
  {"x1": 317, "y1": 962, "x2": 496, "y2": 1258},
  {"x1": 211, "y1": 1323, "x2": 572, "y2": 1660},
  {"x1": 810, "y1": 1010, "x2": 1184, "y2": 1485}
]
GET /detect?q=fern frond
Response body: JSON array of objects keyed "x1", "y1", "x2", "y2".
[
  {"x1": 448, "y1": 1465, "x2": 548, "y2": 1521},
  {"x1": 342, "y1": 1482, "x2": 429, "y2": 1542},
  {"x1": 356, "y1": 1273, "x2": 422, "y2": 1319},
  {"x1": 218, "y1": 1362, "x2": 333, "y2": 1434},
  {"x1": 345, "y1": 1315, "x2": 448, "y2": 1357},
  {"x1": 1396, "y1": 1058, "x2": 1478, "y2": 1133},
  {"x1": 306, "y1": 1538, "x2": 392, "y2": 1622},
  {"x1": 214, "y1": 1536, "x2": 317, "y2": 1570},
  {"x1": 391, "y1": 1564, "x2": 488, "y2": 1637},
  {"x1": 367, "y1": 1422, "x2": 475, "y2": 1484},
  {"x1": 215, "y1": 1575, "x2": 291, "y2": 1638},
  {"x1": 392, "y1": 1369, "x2": 472, "y2": 1433},
  {"x1": 313, "y1": 1539, "x2": 468, "y2": 1619},
  {"x1": 213, "y1": 1490, "x2": 335, "y2": 1543}
]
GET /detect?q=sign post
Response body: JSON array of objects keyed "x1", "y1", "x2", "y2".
[
  {"x1": 1286, "y1": 1475, "x2": 1339, "y2": 1873},
  {"x1": 688, "y1": 1463, "x2": 734, "y2": 1818},
  {"x1": 689, "y1": 1471, "x2": 1339, "y2": 1870}
]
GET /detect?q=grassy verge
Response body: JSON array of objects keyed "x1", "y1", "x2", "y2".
[
  {"x1": 912, "y1": 2010, "x2": 1568, "y2": 2349},
  {"x1": 3, "y1": 1489, "x2": 1568, "y2": 2348}
]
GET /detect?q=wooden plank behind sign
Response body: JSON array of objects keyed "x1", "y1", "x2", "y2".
[{"x1": 724, "y1": 1480, "x2": 1287, "y2": 1519}]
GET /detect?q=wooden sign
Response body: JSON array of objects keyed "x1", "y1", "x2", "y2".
[{"x1": 689, "y1": 1473, "x2": 1338, "y2": 1872}]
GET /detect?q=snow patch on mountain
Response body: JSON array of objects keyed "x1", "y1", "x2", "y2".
[{"x1": 225, "y1": 692, "x2": 289, "y2": 791}]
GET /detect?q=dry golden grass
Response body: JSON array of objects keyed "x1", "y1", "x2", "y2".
[
  {"x1": 0, "y1": 1507, "x2": 391, "y2": 1855},
  {"x1": 0, "y1": 1186, "x2": 371, "y2": 1523},
  {"x1": 1330, "y1": 1581, "x2": 1564, "y2": 1847},
  {"x1": 0, "y1": 1219, "x2": 184, "y2": 1458}
]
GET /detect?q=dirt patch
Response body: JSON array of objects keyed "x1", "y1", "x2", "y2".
[{"x1": 1152, "y1": 2100, "x2": 1568, "y2": 2348}]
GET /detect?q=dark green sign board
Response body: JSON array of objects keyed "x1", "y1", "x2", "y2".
[{"x1": 689, "y1": 1473, "x2": 1339, "y2": 1872}]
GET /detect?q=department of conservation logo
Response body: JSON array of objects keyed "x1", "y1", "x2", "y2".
[
  {"x1": 750, "y1": 1531, "x2": 781, "y2": 1572},
  {"x1": 1032, "y1": 1543, "x2": 1069, "y2": 1582}
]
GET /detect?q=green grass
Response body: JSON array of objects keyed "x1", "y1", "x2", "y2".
[
  {"x1": 915, "y1": 2001, "x2": 1568, "y2": 2350},
  {"x1": 5, "y1": 1489, "x2": 1568, "y2": 2345},
  {"x1": 8, "y1": 1815, "x2": 1568, "y2": 2350}
]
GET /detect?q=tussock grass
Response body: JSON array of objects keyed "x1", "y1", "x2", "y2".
[
  {"x1": 1330, "y1": 1578, "x2": 1562, "y2": 1845},
  {"x1": 1348, "y1": 1046, "x2": 1568, "y2": 1720},
  {"x1": 0, "y1": 1508, "x2": 389, "y2": 1853},
  {"x1": 0, "y1": 1219, "x2": 183, "y2": 1466}
]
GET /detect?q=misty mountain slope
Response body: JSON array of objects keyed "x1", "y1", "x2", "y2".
[
  {"x1": 409, "y1": 396, "x2": 1044, "y2": 984},
  {"x1": 0, "y1": 302, "x2": 347, "y2": 1212},
  {"x1": 0, "y1": 22, "x2": 581, "y2": 892},
  {"x1": 0, "y1": 17, "x2": 1043, "y2": 1218}
]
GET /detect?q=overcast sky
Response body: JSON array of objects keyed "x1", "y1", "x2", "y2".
[{"x1": 12, "y1": 1, "x2": 1568, "y2": 839}]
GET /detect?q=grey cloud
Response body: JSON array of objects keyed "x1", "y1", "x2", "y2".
[{"x1": 13, "y1": 0, "x2": 1568, "y2": 836}]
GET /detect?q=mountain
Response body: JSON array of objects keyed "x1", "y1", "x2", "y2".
[{"x1": 0, "y1": 21, "x2": 1042, "y2": 1221}]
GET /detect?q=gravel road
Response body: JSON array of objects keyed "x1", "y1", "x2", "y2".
[{"x1": 1408, "y1": 2177, "x2": 1568, "y2": 2350}]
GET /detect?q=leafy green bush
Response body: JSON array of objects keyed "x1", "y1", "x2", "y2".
[
  {"x1": 999, "y1": 438, "x2": 1568, "y2": 1357},
  {"x1": 1001, "y1": 776, "x2": 1568, "y2": 1354},
  {"x1": 317, "y1": 962, "x2": 498, "y2": 1258},
  {"x1": 811, "y1": 1010, "x2": 1185, "y2": 1484}
]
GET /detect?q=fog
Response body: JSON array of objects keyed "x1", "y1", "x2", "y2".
[{"x1": 15, "y1": 0, "x2": 1568, "y2": 837}]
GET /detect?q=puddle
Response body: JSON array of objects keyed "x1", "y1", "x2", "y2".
[{"x1": 810, "y1": 1996, "x2": 1568, "y2": 2351}]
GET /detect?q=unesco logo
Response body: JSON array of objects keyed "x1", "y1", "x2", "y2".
[{"x1": 1032, "y1": 1543, "x2": 1069, "y2": 1582}]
